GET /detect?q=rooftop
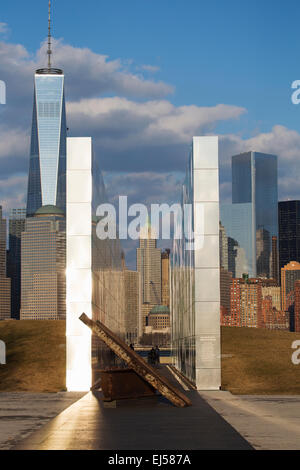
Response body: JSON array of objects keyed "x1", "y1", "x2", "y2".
[
  {"x1": 35, "y1": 205, "x2": 65, "y2": 218},
  {"x1": 149, "y1": 305, "x2": 170, "y2": 315}
]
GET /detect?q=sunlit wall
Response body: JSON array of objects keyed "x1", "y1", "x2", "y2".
[
  {"x1": 171, "y1": 136, "x2": 221, "y2": 390},
  {"x1": 66, "y1": 138, "x2": 93, "y2": 392},
  {"x1": 66, "y1": 137, "x2": 126, "y2": 392}
]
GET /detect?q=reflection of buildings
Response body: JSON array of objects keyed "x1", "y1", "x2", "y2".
[
  {"x1": 220, "y1": 266, "x2": 232, "y2": 315},
  {"x1": 172, "y1": 136, "x2": 221, "y2": 390},
  {"x1": 221, "y1": 152, "x2": 278, "y2": 279},
  {"x1": 219, "y1": 223, "x2": 228, "y2": 270},
  {"x1": 221, "y1": 204, "x2": 254, "y2": 277},
  {"x1": 66, "y1": 137, "x2": 127, "y2": 391},
  {"x1": 161, "y1": 249, "x2": 170, "y2": 307},
  {"x1": 147, "y1": 305, "x2": 170, "y2": 331},
  {"x1": 26, "y1": 65, "x2": 67, "y2": 217},
  {"x1": 124, "y1": 269, "x2": 141, "y2": 343},
  {"x1": 279, "y1": 201, "x2": 300, "y2": 273},
  {"x1": 0, "y1": 207, "x2": 11, "y2": 320},
  {"x1": 137, "y1": 225, "x2": 161, "y2": 330},
  {"x1": 7, "y1": 208, "x2": 26, "y2": 319},
  {"x1": 20, "y1": 206, "x2": 66, "y2": 320},
  {"x1": 256, "y1": 227, "x2": 270, "y2": 278},
  {"x1": 281, "y1": 261, "x2": 300, "y2": 311},
  {"x1": 227, "y1": 236, "x2": 248, "y2": 278}
]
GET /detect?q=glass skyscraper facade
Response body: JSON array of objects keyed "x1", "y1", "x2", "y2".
[
  {"x1": 26, "y1": 69, "x2": 67, "y2": 216},
  {"x1": 278, "y1": 201, "x2": 300, "y2": 272},
  {"x1": 7, "y1": 208, "x2": 26, "y2": 319},
  {"x1": 221, "y1": 151, "x2": 278, "y2": 278}
]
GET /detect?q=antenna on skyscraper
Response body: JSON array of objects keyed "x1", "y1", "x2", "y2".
[{"x1": 47, "y1": 0, "x2": 52, "y2": 70}]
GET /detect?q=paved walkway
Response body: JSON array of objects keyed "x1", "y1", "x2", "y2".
[
  {"x1": 13, "y1": 390, "x2": 252, "y2": 450},
  {"x1": 4, "y1": 366, "x2": 300, "y2": 450},
  {"x1": 202, "y1": 391, "x2": 300, "y2": 450},
  {"x1": 0, "y1": 392, "x2": 84, "y2": 450}
]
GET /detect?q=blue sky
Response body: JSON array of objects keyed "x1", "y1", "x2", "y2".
[
  {"x1": 3, "y1": 0, "x2": 300, "y2": 134},
  {"x1": 1, "y1": 0, "x2": 300, "y2": 265}
]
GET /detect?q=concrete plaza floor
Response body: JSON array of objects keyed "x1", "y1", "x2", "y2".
[
  {"x1": 0, "y1": 392, "x2": 85, "y2": 450},
  {"x1": 3, "y1": 367, "x2": 300, "y2": 450},
  {"x1": 202, "y1": 391, "x2": 300, "y2": 450},
  {"x1": 12, "y1": 391, "x2": 253, "y2": 450}
]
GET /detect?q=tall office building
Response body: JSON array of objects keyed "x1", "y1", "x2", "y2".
[
  {"x1": 278, "y1": 201, "x2": 300, "y2": 273},
  {"x1": 20, "y1": 206, "x2": 66, "y2": 320},
  {"x1": 137, "y1": 224, "x2": 162, "y2": 329},
  {"x1": 26, "y1": 4, "x2": 67, "y2": 216},
  {"x1": 219, "y1": 222, "x2": 228, "y2": 271},
  {"x1": 7, "y1": 208, "x2": 26, "y2": 319},
  {"x1": 0, "y1": 207, "x2": 11, "y2": 320},
  {"x1": 161, "y1": 249, "x2": 170, "y2": 307},
  {"x1": 281, "y1": 261, "x2": 300, "y2": 312},
  {"x1": 221, "y1": 152, "x2": 278, "y2": 278}
]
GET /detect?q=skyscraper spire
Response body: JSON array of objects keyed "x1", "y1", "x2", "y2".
[{"x1": 47, "y1": 0, "x2": 52, "y2": 70}]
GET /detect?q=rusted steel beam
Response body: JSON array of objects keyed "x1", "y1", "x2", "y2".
[
  {"x1": 168, "y1": 364, "x2": 197, "y2": 391},
  {"x1": 79, "y1": 313, "x2": 192, "y2": 408},
  {"x1": 99, "y1": 368, "x2": 156, "y2": 401}
]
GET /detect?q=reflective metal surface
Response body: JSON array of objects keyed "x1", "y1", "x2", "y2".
[{"x1": 171, "y1": 136, "x2": 221, "y2": 390}]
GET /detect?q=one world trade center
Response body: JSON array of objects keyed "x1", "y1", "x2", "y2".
[{"x1": 26, "y1": 1, "x2": 67, "y2": 216}]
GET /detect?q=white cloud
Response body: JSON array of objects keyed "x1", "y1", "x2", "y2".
[
  {"x1": 67, "y1": 97, "x2": 246, "y2": 148},
  {"x1": 0, "y1": 175, "x2": 27, "y2": 214},
  {"x1": 36, "y1": 39, "x2": 173, "y2": 99},
  {"x1": 1, "y1": 30, "x2": 300, "y2": 212},
  {"x1": 0, "y1": 127, "x2": 29, "y2": 159}
]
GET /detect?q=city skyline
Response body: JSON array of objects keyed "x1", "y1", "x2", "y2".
[
  {"x1": 2, "y1": 1, "x2": 300, "y2": 453},
  {"x1": 1, "y1": 1, "x2": 300, "y2": 223}
]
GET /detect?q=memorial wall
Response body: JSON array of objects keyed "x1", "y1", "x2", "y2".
[
  {"x1": 66, "y1": 137, "x2": 126, "y2": 391},
  {"x1": 171, "y1": 136, "x2": 221, "y2": 390}
]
